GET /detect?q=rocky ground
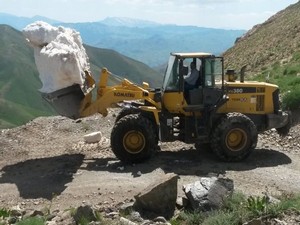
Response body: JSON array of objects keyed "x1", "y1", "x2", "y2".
[{"x1": 1, "y1": 109, "x2": 300, "y2": 224}]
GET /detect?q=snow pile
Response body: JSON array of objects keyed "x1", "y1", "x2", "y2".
[{"x1": 23, "y1": 21, "x2": 90, "y2": 93}]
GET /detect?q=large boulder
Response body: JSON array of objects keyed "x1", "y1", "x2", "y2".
[
  {"x1": 22, "y1": 21, "x2": 90, "y2": 94},
  {"x1": 134, "y1": 173, "x2": 179, "y2": 218},
  {"x1": 183, "y1": 177, "x2": 234, "y2": 211}
]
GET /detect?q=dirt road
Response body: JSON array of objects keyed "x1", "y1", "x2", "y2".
[{"x1": 1, "y1": 111, "x2": 300, "y2": 212}]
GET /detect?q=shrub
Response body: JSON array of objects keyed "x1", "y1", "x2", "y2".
[
  {"x1": 292, "y1": 51, "x2": 300, "y2": 61},
  {"x1": 16, "y1": 217, "x2": 45, "y2": 225},
  {"x1": 287, "y1": 77, "x2": 300, "y2": 86},
  {"x1": 172, "y1": 193, "x2": 250, "y2": 225},
  {"x1": 282, "y1": 89, "x2": 300, "y2": 110},
  {"x1": 246, "y1": 195, "x2": 268, "y2": 216},
  {"x1": 201, "y1": 211, "x2": 240, "y2": 225},
  {"x1": 173, "y1": 210, "x2": 205, "y2": 225},
  {"x1": 0, "y1": 208, "x2": 11, "y2": 218},
  {"x1": 267, "y1": 194, "x2": 300, "y2": 217},
  {"x1": 284, "y1": 65, "x2": 300, "y2": 76},
  {"x1": 170, "y1": 193, "x2": 300, "y2": 225}
]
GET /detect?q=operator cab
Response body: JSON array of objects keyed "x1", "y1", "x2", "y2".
[
  {"x1": 162, "y1": 53, "x2": 225, "y2": 111},
  {"x1": 159, "y1": 52, "x2": 226, "y2": 143}
]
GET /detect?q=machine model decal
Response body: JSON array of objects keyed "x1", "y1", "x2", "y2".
[
  {"x1": 232, "y1": 97, "x2": 248, "y2": 102},
  {"x1": 114, "y1": 92, "x2": 135, "y2": 98},
  {"x1": 227, "y1": 87, "x2": 257, "y2": 94}
]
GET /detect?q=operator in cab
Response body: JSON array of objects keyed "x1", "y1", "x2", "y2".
[{"x1": 184, "y1": 61, "x2": 199, "y2": 91}]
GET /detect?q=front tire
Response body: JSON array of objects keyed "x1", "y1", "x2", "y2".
[
  {"x1": 211, "y1": 113, "x2": 257, "y2": 162},
  {"x1": 115, "y1": 107, "x2": 140, "y2": 122},
  {"x1": 111, "y1": 114, "x2": 157, "y2": 163}
]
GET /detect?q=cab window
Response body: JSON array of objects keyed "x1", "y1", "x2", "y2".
[
  {"x1": 163, "y1": 56, "x2": 179, "y2": 91},
  {"x1": 203, "y1": 57, "x2": 223, "y2": 88}
]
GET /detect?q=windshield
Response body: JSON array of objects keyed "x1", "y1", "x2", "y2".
[
  {"x1": 162, "y1": 55, "x2": 223, "y2": 92},
  {"x1": 162, "y1": 55, "x2": 179, "y2": 92}
]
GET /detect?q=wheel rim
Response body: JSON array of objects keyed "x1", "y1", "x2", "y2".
[
  {"x1": 123, "y1": 131, "x2": 146, "y2": 154},
  {"x1": 225, "y1": 128, "x2": 247, "y2": 152}
]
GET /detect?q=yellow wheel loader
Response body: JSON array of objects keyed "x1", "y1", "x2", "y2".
[{"x1": 42, "y1": 52, "x2": 291, "y2": 163}]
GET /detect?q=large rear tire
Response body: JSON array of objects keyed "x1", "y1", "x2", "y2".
[
  {"x1": 211, "y1": 113, "x2": 257, "y2": 162},
  {"x1": 111, "y1": 114, "x2": 157, "y2": 163}
]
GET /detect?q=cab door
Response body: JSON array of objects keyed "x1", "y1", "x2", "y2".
[{"x1": 161, "y1": 56, "x2": 186, "y2": 114}]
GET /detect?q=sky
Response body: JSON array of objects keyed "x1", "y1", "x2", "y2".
[{"x1": 0, "y1": 0, "x2": 298, "y2": 29}]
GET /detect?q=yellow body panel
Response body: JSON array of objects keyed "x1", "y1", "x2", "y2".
[
  {"x1": 218, "y1": 81, "x2": 278, "y2": 114},
  {"x1": 162, "y1": 92, "x2": 185, "y2": 113},
  {"x1": 80, "y1": 68, "x2": 159, "y2": 117},
  {"x1": 80, "y1": 69, "x2": 279, "y2": 121},
  {"x1": 162, "y1": 92, "x2": 194, "y2": 115}
]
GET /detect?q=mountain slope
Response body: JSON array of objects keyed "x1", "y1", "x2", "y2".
[
  {"x1": 85, "y1": 45, "x2": 163, "y2": 87},
  {"x1": 223, "y1": 1, "x2": 300, "y2": 76},
  {"x1": 60, "y1": 22, "x2": 245, "y2": 67},
  {"x1": 0, "y1": 25, "x2": 162, "y2": 129},
  {"x1": 0, "y1": 25, "x2": 55, "y2": 128}
]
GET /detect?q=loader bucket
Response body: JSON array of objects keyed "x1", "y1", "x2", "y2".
[{"x1": 42, "y1": 84, "x2": 85, "y2": 119}]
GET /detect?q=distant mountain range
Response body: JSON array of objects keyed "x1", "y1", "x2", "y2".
[
  {"x1": 0, "y1": 13, "x2": 60, "y2": 30},
  {"x1": 0, "y1": 24, "x2": 162, "y2": 129},
  {"x1": 101, "y1": 17, "x2": 160, "y2": 27},
  {"x1": 0, "y1": 13, "x2": 245, "y2": 67}
]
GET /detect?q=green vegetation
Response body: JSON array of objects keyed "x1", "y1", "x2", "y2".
[
  {"x1": 85, "y1": 45, "x2": 163, "y2": 87},
  {"x1": 1, "y1": 192, "x2": 300, "y2": 224},
  {"x1": 282, "y1": 90, "x2": 300, "y2": 110},
  {"x1": 246, "y1": 195, "x2": 268, "y2": 216},
  {"x1": 224, "y1": 1, "x2": 300, "y2": 73},
  {"x1": 0, "y1": 25, "x2": 55, "y2": 129},
  {"x1": 16, "y1": 217, "x2": 45, "y2": 225},
  {"x1": 252, "y1": 51, "x2": 300, "y2": 110},
  {"x1": 0, "y1": 208, "x2": 10, "y2": 219},
  {"x1": 171, "y1": 192, "x2": 300, "y2": 225}
]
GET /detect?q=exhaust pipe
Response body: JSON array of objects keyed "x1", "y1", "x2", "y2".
[{"x1": 240, "y1": 65, "x2": 247, "y2": 83}]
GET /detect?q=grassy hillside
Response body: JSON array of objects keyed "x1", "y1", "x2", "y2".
[
  {"x1": 85, "y1": 45, "x2": 163, "y2": 87},
  {"x1": 222, "y1": 1, "x2": 300, "y2": 109},
  {"x1": 0, "y1": 25, "x2": 163, "y2": 129},
  {"x1": 0, "y1": 25, "x2": 55, "y2": 128},
  {"x1": 223, "y1": 2, "x2": 300, "y2": 77}
]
